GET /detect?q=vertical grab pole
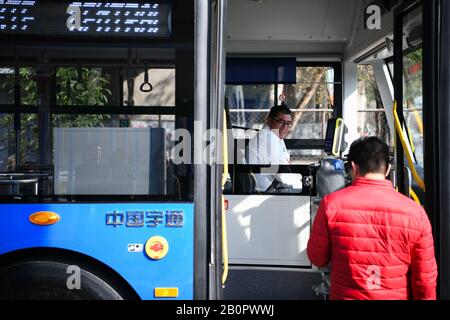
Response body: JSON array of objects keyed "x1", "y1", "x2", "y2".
[
  {"x1": 208, "y1": 0, "x2": 228, "y2": 299},
  {"x1": 194, "y1": 0, "x2": 209, "y2": 300},
  {"x1": 438, "y1": 0, "x2": 450, "y2": 300}
]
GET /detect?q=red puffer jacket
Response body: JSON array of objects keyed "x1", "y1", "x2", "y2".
[{"x1": 307, "y1": 177, "x2": 437, "y2": 300}]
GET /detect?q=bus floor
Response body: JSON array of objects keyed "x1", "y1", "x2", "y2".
[{"x1": 223, "y1": 267, "x2": 324, "y2": 300}]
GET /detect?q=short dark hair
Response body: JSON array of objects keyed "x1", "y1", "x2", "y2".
[
  {"x1": 268, "y1": 105, "x2": 292, "y2": 119},
  {"x1": 347, "y1": 136, "x2": 390, "y2": 175}
]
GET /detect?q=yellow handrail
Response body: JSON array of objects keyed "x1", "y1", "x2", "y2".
[
  {"x1": 393, "y1": 101, "x2": 425, "y2": 192},
  {"x1": 413, "y1": 108, "x2": 424, "y2": 135},
  {"x1": 409, "y1": 187, "x2": 421, "y2": 205},
  {"x1": 409, "y1": 104, "x2": 423, "y2": 154},
  {"x1": 332, "y1": 118, "x2": 344, "y2": 156},
  {"x1": 407, "y1": 126, "x2": 416, "y2": 154},
  {"x1": 407, "y1": 99, "x2": 424, "y2": 135},
  {"x1": 221, "y1": 110, "x2": 229, "y2": 285}
]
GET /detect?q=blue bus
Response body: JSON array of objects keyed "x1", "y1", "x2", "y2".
[{"x1": 0, "y1": 0, "x2": 226, "y2": 300}]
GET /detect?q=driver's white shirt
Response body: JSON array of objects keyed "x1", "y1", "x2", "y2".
[{"x1": 247, "y1": 125, "x2": 301, "y2": 191}]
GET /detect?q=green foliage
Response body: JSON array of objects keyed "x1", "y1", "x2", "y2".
[
  {"x1": 403, "y1": 48, "x2": 423, "y2": 105},
  {"x1": 56, "y1": 67, "x2": 111, "y2": 106},
  {"x1": 54, "y1": 67, "x2": 111, "y2": 127},
  {"x1": 19, "y1": 67, "x2": 37, "y2": 105}
]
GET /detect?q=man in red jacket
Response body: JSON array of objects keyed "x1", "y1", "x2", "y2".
[{"x1": 307, "y1": 136, "x2": 437, "y2": 300}]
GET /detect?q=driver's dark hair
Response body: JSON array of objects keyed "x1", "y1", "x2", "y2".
[
  {"x1": 347, "y1": 136, "x2": 390, "y2": 175},
  {"x1": 268, "y1": 105, "x2": 292, "y2": 119}
]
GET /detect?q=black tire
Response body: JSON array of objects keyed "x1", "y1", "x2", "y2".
[{"x1": 0, "y1": 260, "x2": 124, "y2": 300}]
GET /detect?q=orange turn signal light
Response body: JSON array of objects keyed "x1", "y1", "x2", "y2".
[{"x1": 29, "y1": 211, "x2": 60, "y2": 226}]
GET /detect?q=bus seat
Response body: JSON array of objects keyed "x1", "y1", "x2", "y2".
[{"x1": 234, "y1": 172, "x2": 258, "y2": 194}]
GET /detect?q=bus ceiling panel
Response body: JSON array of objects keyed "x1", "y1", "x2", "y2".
[
  {"x1": 226, "y1": 54, "x2": 343, "y2": 61},
  {"x1": 226, "y1": 41, "x2": 345, "y2": 55},
  {"x1": 344, "y1": 0, "x2": 400, "y2": 62},
  {"x1": 226, "y1": 0, "x2": 359, "y2": 43}
]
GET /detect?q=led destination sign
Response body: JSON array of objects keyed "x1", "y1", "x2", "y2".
[{"x1": 0, "y1": 1, "x2": 171, "y2": 38}]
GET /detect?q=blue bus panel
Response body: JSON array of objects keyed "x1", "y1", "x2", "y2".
[{"x1": 0, "y1": 202, "x2": 194, "y2": 300}]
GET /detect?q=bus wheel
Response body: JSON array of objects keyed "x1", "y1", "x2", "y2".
[{"x1": 0, "y1": 260, "x2": 124, "y2": 300}]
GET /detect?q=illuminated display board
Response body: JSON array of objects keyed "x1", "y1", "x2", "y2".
[{"x1": 0, "y1": 1, "x2": 171, "y2": 38}]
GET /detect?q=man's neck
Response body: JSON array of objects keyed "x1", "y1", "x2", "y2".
[
  {"x1": 264, "y1": 125, "x2": 282, "y2": 140},
  {"x1": 360, "y1": 173, "x2": 387, "y2": 180}
]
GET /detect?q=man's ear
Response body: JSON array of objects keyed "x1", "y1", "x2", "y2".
[
  {"x1": 385, "y1": 163, "x2": 392, "y2": 178},
  {"x1": 351, "y1": 161, "x2": 359, "y2": 177}
]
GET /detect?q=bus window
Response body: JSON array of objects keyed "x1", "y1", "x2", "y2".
[
  {"x1": 56, "y1": 67, "x2": 113, "y2": 106},
  {"x1": 0, "y1": 114, "x2": 14, "y2": 172},
  {"x1": 0, "y1": 67, "x2": 39, "y2": 171},
  {"x1": 357, "y1": 64, "x2": 391, "y2": 144},
  {"x1": 279, "y1": 66, "x2": 335, "y2": 140},
  {"x1": 278, "y1": 64, "x2": 340, "y2": 164},
  {"x1": 225, "y1": 84, "x2": 274, "y2": 137},
  {"x1": 20, "y1": 114, "x2": 39, "y2": 168},
  {"x1": 0, "y1": 67, "x2": 14, "y2": 105},
  {"x1": 122, "y1": 68, "x2": 175, "y2": 107},
  {"x1": 403, "y1": 49, "x2": 423, "y2": 167},
  {"x1": 0, "y1": 51, "x2": 184, "y2": 199},
  {"x1": 0, "y1": 66, "x2": 37, "y2": 105},
  {"x1": 403, "y1": 5, "x2": 423, "y2": 168}
]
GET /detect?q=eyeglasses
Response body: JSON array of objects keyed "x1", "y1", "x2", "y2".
[{"x1": 271, "y1": 118, "x2": 293, "y2": 128}]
